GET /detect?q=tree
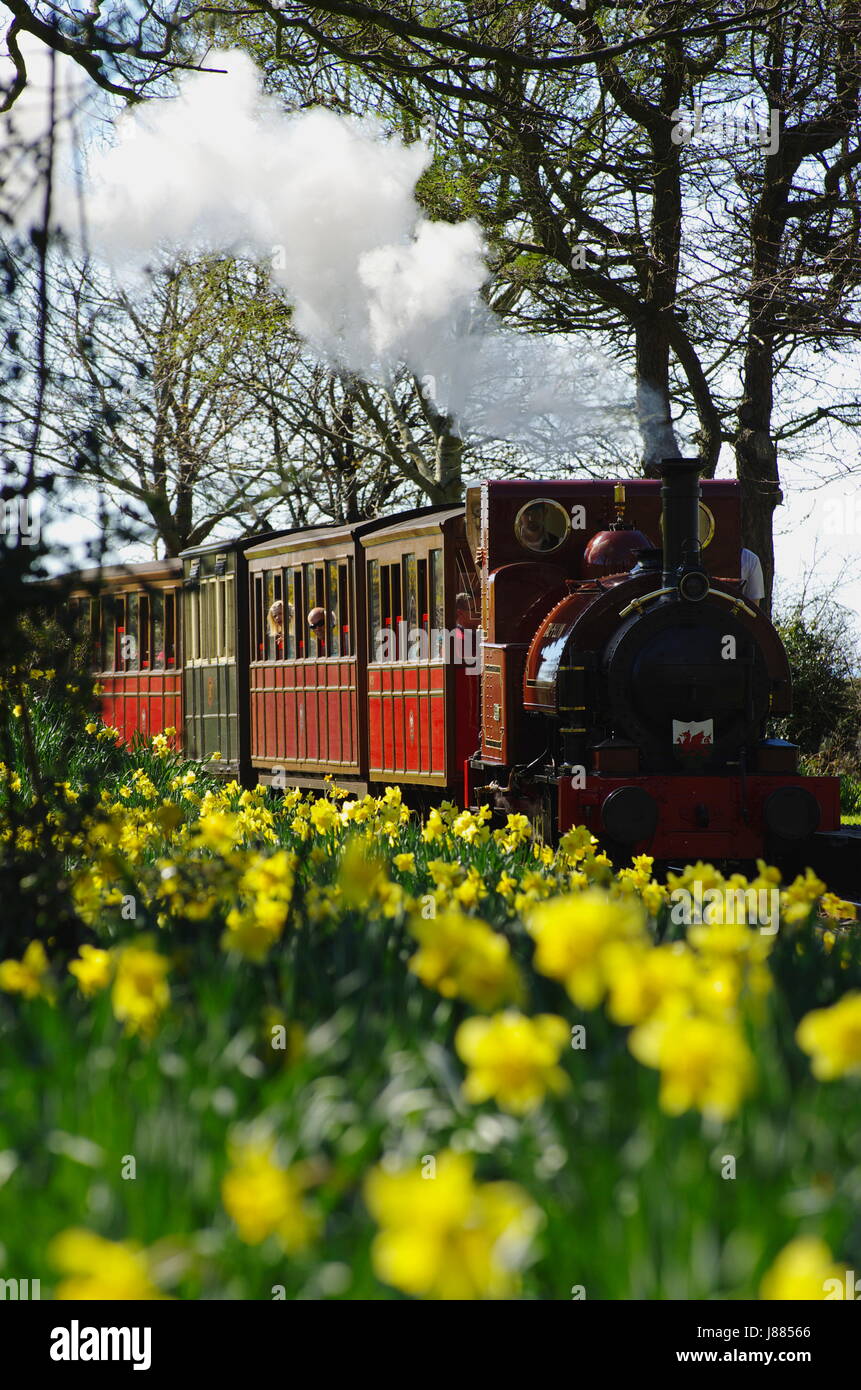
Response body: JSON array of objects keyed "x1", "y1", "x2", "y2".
[
  {"x1": 773, "y1": 586, "x2": 861, "y2": 767},
  {"x1": 200, "y1": 0, "x2": 861, "y2": 605},
  {"x1": 1, "y1": 1, "x2": 213, "y2": 110},
  {"x1": 2, "y1": 254, "x2": 313, "y2": 554},
  {"x1": 4, "y1": 246, "x2": 569, "y2": 549}
]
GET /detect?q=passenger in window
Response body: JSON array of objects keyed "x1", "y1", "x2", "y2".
[
  {"x1": 308, "y1": 606, "x2": 327, "y2": 651},
  {"x1": 267, "y1": 600, "x2": 284, "y2": 654}
]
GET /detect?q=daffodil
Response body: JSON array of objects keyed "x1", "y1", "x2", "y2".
[
  {"x1": 0, "y1": 940, "x2": 52, "y2": 1000},
  {"x1": 456, "y1": 1010, "x2": 570, "y2": 1113},
  {"x1": 603, "y1": 940, "x2": 697, "y2": 1026},
  {"x1": 193, "y1": 810, "x2": 240, "y2": 855},
  {"x1": 336, "y1": 834, "x2": 387, "y2": 907},
  {"x1": 421, "y1": 808, "x2": 447, "y2": 843},
  {"x1": 451, "y1": 807, "x2": 491, "y2": 846},
  {"x1": 221, "y1": 1137, "x2": 319, "y2": 1251},
  {"x1": 111, "y1": 941, "x2": 170, "y2": 1038},
  {"x1": 820, "y1": 893, "x2": 857, "y2": 922},
  {"x1": 781, "y1": 868, "x2": 827, "y2": 924},
  {"x1": 452, "y1": 868, "x2": 488, "y2": 908},
  {"x1": 409, "y1": 909, "x2": 523, "y2": 1010},
  {"x1": 527, "y1": 890, "x2": 646, "y2": 1008},
  {"x1": 629, "y1": 1011, "x2": 755, "y2": 1119},
  {"x1": 49, "y1": 1229, "x2": 168, "y2": 1299},
  {"x1": 556, "y1": 825, "x2": 599, "y2": 862},
  {"x1": 364, "y1": 1151, "x2": 541, "y2": 1299},
  {"x1": 309, "y1": 797, "x2": 340, "y2": 835},
  {"x1": 760, "y1": 1236, "x2": 847, "y2": 1300},
  {"x1": 796, "y1": 992, "x2": 861, "y2": 1079},
  {"x1": 68, "y1": 944, "x2": 113, "y2": 997}
]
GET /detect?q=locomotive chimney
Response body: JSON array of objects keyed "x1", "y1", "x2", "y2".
[{"x1": 657, "y1": 457, "x2": 704, "y2": 588}]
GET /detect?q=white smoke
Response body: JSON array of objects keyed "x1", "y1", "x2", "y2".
[
  {"x1": 77, "y1": 52, "x2": 485, "y2": 381},
  {"x1": 12, "y1": 43, "x2": 632, "y2": 447}
]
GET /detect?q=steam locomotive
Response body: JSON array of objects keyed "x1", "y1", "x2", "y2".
[{"x1": 66, "y1": 458, "x2": 857, "y2": 886}]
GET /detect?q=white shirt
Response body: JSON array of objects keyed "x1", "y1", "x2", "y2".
[{"x1": 740, "y1": 548, "x2": 765, "y2": 602}]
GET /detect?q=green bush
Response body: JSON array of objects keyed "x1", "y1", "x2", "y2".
[{"x1": 773, "y1": 596, "x2": 861, "y2": 772}]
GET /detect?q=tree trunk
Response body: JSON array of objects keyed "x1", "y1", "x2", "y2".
[
  {"x1": 636, "y1": 316, "x2": 681, "y2": 466},
  {"x1": 735, "y1": 348, "x2": 782, "y2": 614}
]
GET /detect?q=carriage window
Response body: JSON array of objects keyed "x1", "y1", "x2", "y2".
[
  {"x1": 74, "y1": 596, "x2": 99, "y2": 670},
  {"x1": 139, "y1": 593, "x2": 151, "y2": 669},
  {"x1": 264, "y1": 570, "x2": 278, "y2": 661},
  {"x1": 302, "y1": 562, "x2": 314, "y2": 638},
  {"x1": 430, "y1": 548, "x2": 444, "y2": 659},
  {"x1": 293, "y1": 568, "x2": 305, "y2": 658},
  {"x1": 403, "y1": 553, "x2": 418, "y2": 642},
  {"x1": 339, "y1": 563, "x2": 351, "y2": 657},
  {"x1": 282, "y1": 569, "x2": 296, "y2": 659},
  {"x1": 152, "y1": 592, "x2": 165, "y2": 669},
  {"x1": 375, "y1": 561, "x2": 400, "y2": 661},
  {"x1": 205, "y1": 580, "x2": 219, "y2": 659},
  {"x1": 264, "y1": 572, "x2": 274, "y2": 664},
  {"x1": 165, "y1": 590, "x2": 177, "y2": 667},
  {"x1": 194, "y1": 585, "x2": 205, "y2": 660},
  {"x1": 186, "y1": 589, "x2": 196, "y2": 662},
  {"x1": 252, "y1": 575, "x2": 264, "y2": 661},
  {"x1": 223, "y1": 574, "x2": 235, "y2": 658},
  {"x1": 417, "y1": 559, "x2": 428, "y2": 639},
  {"x1": 99, "y1": 598, "x2": 111, "y2": 671},
  {"x1": 81, "y1": 597, "x2": 103, "y2": 672},
  {"x1": 215, "y1": 578, "x2": 225, "y2": 658},
  {"x1": 303, "y1": 562, "x2": 326, "y2": 655},
  {"x1": 515, "y1": 498, "x2": 570, "y2": 553},
  {"x1": 326, "y1": 560, "x2": 341, "y2": 657},
  {"x1": 368, "y1": 559, "x2": 381, "y2": 660},
  {"x1": 110, "y1": 595, "x2": 127, "y2": 671},
  {"x1": 390, "y1": 562, "x2": 402, "y2": 659},
  {"x1": 199, "y1": 583, "x2": 210, "y2": 660}
]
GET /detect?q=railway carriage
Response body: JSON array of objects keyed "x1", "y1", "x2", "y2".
[
  {"x1": 246, "y1": 520, "x2": 361, "y2": 788},
  {"x1": 70, "y1": 560, "x2": 183, "y2": 744},
  {"x1": 362, "y1": 506, "x2": 479, "y2": 799},
  {"x1": 180, "y1": 533, "x2": 290, "y2": 782}
]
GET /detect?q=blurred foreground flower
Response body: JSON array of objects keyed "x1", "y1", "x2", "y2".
[
  {"x1": 49, "y1": 1229, "x2": 168, "y2": 1299},
  {"x1": 111, "y1": 941, "x2": 170, "y2": 1038},
  {"x1": 628, "y1": 1012, "x2": 755, "y2": 1120},
  {"x1": 455, "y1": 1010, "x2": 570, "y2": 1114},
  {"x1": 527, "y1": 890, "x2": 646, "y2": 1008},
  {"x1": 408, "y1": 908, "x2": 523, "y2": 1011},
  {"x1": 796, "y1": 992, "x2": 861, "y2": 1079},
  {"x1": 68, "y1": 944, "x2": 113, "y2": 998},
  {"x1": 364, "y1": 1151, "x2": 541, "y2": 1299},
  {"x1": 0, "y1": 940, "x2": 53, "y2": 1001},
  {"x1": 760, "y1": 1235, "x2": 847, "y2": 1300},
  {"x1": 222, "y1": 1138, "x2": 319, "y2": 1252}
]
